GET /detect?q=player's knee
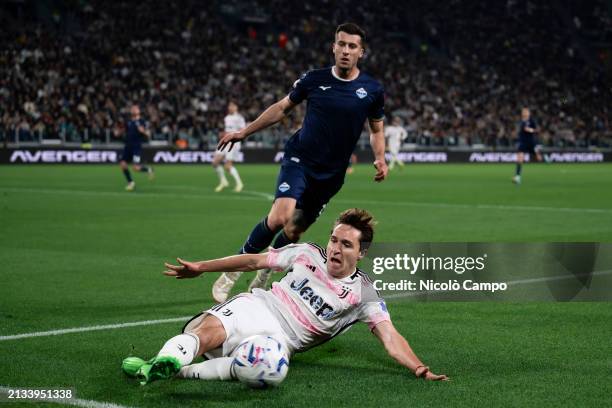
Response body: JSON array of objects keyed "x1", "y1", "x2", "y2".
[
  {"x1": 190, "y1": 317, "x2": 227, "y2": 355},
  {"x1": 267, "y1": 213, "x2": 290, "y2": 230},
  {"x1": 267, "y1": 208, "x2": 295, "y2": 230},
  {"x1": 267, "y1": 200, "x2": 297, "y2": 230}
]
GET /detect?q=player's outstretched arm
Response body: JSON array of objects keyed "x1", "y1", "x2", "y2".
[
  {"x1": 373, "y1": 321, "x2": 449, "y2": 381},
  {"x1": 163, "y1": 253, "x2": 270, "y2": 279},
  {"x1": 217, "y1": 96, "x2": 297, "y2": 151},
  {"x1": 137, "y1": 124, "x2": 151, "y2": 138},
  {"x1": 368, "y1": 119, "x2": 388, "y2": 182}
]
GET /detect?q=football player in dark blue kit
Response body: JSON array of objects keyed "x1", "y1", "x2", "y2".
[
  {"x1": 120, "y1": 105, "x2": 154, "y2": 191},
  {"x1": 513, "y1": 107, "x2": 543, "y2": 184},
  {"x1": 212, "y1": 23, "x2": 388, "y2": 302}
]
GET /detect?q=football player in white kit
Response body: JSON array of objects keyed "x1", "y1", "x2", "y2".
[
  {"x1": 385, "y1": 116, "x2": 407, "y2": 170},
  {"x1": 212, "y1": 102, "x2": 245, "y2": 192},
  {"x1": 122, "y1": 209, "x2": 448, "y2": 384}
]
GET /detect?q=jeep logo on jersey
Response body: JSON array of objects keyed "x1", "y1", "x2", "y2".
[
  {"x1": 356, "y1": 87, "x2": 367, "y2": 99},
  {"x1": 278, "y1": 182, "x2": 290, "y2": 192},
  {"x1": 289, "y1": 278, "x2": 335, "y2": 319}
]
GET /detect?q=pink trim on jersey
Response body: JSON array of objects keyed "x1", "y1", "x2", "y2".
[
  {"x1": 367, "y1": 312, "x2": 391, "y2": 330},
  {"x1": 294, "y1": 254, "x2": 360, "y2": 305},
  {"x1": 271, "y1": 284, "x2": 323, "y2": 335},
  {"x1": 267, "y1": 250, "x2": 284, "y2": 272}
]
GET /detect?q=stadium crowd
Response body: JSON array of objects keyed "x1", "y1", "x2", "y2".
[{"x1": 1, "y1": 0, "x2": 610, "y2": 148}]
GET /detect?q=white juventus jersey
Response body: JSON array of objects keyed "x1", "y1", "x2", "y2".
[
  {"x1": 385, "y1": 125, "x2": 407, "y2": 151},
  {"x1": 217, "y1": 113, "x2": 246, "y2": 156},
  {"x1": 224, "y1": 113, "x2": 246, "y2": 133},
  {"x1": 252, "y1": 243, "x2": 391, "y2": 353}
]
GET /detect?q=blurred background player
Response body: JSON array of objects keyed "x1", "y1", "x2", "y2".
[
  {"x1": 513, "y1": 107, "x2": 543, "y2": 184},
  {"x1": 119, "y1": 105, "x2": 154, "y2": 191},
  {"x1": 212, "y1": 23, "x2": 388, "y2": 302},
  {"x1": 212, "y1": 102, "x2": 245, "y2": 193},
  {"x1": 385, "y1": 116, "x2": 407, "y2": 170}
]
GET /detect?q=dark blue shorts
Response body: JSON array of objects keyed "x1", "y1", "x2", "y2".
[
  {"x1": 274, "y1": 160, "x2": 345, "y2": 224},
  {"x1": 120, "y1": 145, "x2": 142, "y2": 164},
  {"x1": 517, "y1": 142, "x2": 537, "y2": 155}
]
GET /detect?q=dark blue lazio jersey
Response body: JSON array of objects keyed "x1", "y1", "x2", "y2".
[
  {"x1": 286, "y1": 67, "x2": 384, "y2": 175},
  {"x1": 518, "y1": 118, "x2": 537, "y2": 144},
  {"x1": 125, "y1": 119, "x2": 146, "y2": 148}
]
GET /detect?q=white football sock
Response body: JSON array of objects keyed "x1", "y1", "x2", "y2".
[
  {"x1": 178, "y1": 357, "x2": 234, "y2": 381},
  {"x1": 215, "y1": 166, "x2": 228, "y2": 184},
  {"x1": 229, "y1": 166, "x2": 242, "y2": 185},
  {"x1": 157, "y1": 333, "x2": 199, "y2": 366}
]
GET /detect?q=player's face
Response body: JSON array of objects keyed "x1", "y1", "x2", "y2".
[
  {"x1": 326, "y1": 224, "x2": 364, "y2": 278},
  {"x1": 228, "y1": 102, "x2": 238, "y2": 114},
  {"x1": 130, "y1": 106, "x2": 140, "y2": 119},
  {"x1": 332, "y1": 31, "x2": 364, "y2": 70},
  {"x1": 521, "y1": 108, "x2": 530, "y2": 120}
]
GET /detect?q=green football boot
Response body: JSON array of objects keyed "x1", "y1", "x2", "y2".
[
  {"x1": 136, "y1": 356, "x2": 182, "y2": 385},
  {"x1": 121, "y1": 356, "x2": 149, "y2": 377}
]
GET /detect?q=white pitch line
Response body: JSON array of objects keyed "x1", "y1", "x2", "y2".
[
  {"x1": 0, "y1": 316, "x2": 192, "y2": 341},
  {"x1": 2, "y1": 186, "x2": 610, "y2": 214},
  {"x1": 333, "y1": 198, "x2": 612, "y2": 214},
  {"x1": 0, "y1": 386, "x2": 132, "y2": 408},
  {"x1": 385, "y1": 269, "x2": 612, "y2": 299},
  {"x1": 0, "y1": 187, "x2": 263, "y2": 202},
  {"x1": 3, "y1": 270, "x2": 612, "y2": 341}
]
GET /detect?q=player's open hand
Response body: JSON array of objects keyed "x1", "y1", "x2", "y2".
[
  {"x1": 217, "y1": 130, "x2": 246, "y2": 152},
  {"x1": 373, "y1": 159, "x2": 388, "y2": 182},
  {"x1": 164, "y1": 258, "x2": 203, "y2": 279},
  {"x1": 424, "y1": 371, "x2": 449, "y2": 381},
  {"x1": 415, "y1": 366, "x2": 449, "y2": 381}
]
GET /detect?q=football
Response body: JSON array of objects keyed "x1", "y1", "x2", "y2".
[{"x1": 231, "y1": 335, "x2": 290, "y2": 388}]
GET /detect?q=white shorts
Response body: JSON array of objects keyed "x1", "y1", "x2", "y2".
[
  {"x1": 183, "y1": 293, "x2": 288, "y2": 359},
  {"x1": 388, "y1": 143, "x2": 400, "y2": 155},
  {"x1": 215, "y1": 142, "x2": 241, "y2": 162}
]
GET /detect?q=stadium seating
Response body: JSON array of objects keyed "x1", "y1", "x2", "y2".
[{"x1": 1, "y1": 0, "x2": 610, "y2": 148}]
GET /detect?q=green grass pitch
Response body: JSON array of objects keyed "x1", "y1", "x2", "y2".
[{"x1": 0, "y1": 163, "x2": 611, "y2": 407}]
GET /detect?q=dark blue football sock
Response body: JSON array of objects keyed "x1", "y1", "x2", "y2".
[
  {"x1": 272, "y1": 230, "x2": 296, "y2": 249},
  {"x1": 515, "y1": 163, "x2": 522, "y2": 176},
  {"x1": 123, "y1": 169, "x2": 133, "y2": 182},
  {"x1": 239, "y1": 217, "x2": 277, "y2": 254}
]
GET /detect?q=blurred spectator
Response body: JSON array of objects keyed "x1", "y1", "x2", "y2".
[{"x1": 1, "y1": 0, "x2": 610, "y2": 148}]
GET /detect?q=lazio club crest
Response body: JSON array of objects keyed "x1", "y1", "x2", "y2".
[
  {"x1": 355, "y1": 87, "x2": 367, "y2": 99},
  {"x1": 278, "y1": 182, "x2": 291, "y2": 192}
]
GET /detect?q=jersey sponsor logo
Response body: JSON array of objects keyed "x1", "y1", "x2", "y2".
[
  {"x1": 278, "y1": 182, "x2": 291, "y2": 192},
  {"x1": 319, "y1": 86, "x2": 331, "y2": 91},
  {"x1": 289, "y1": 278, "x2": 336, "y2": 319},
  {"x1": 290, "y1": 156, "x2": 300, "y2": 163},
  {"x1": 355, "y1": 87, "x2": 368, "y2": 99}
]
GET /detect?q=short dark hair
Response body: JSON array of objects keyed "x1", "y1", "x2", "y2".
[
  {"x1": 335, "y1": 23, "x2": 366, "y2": 48},
  {"x1": 334, "y1": 208, "x2": 376, "y2": 252}
]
